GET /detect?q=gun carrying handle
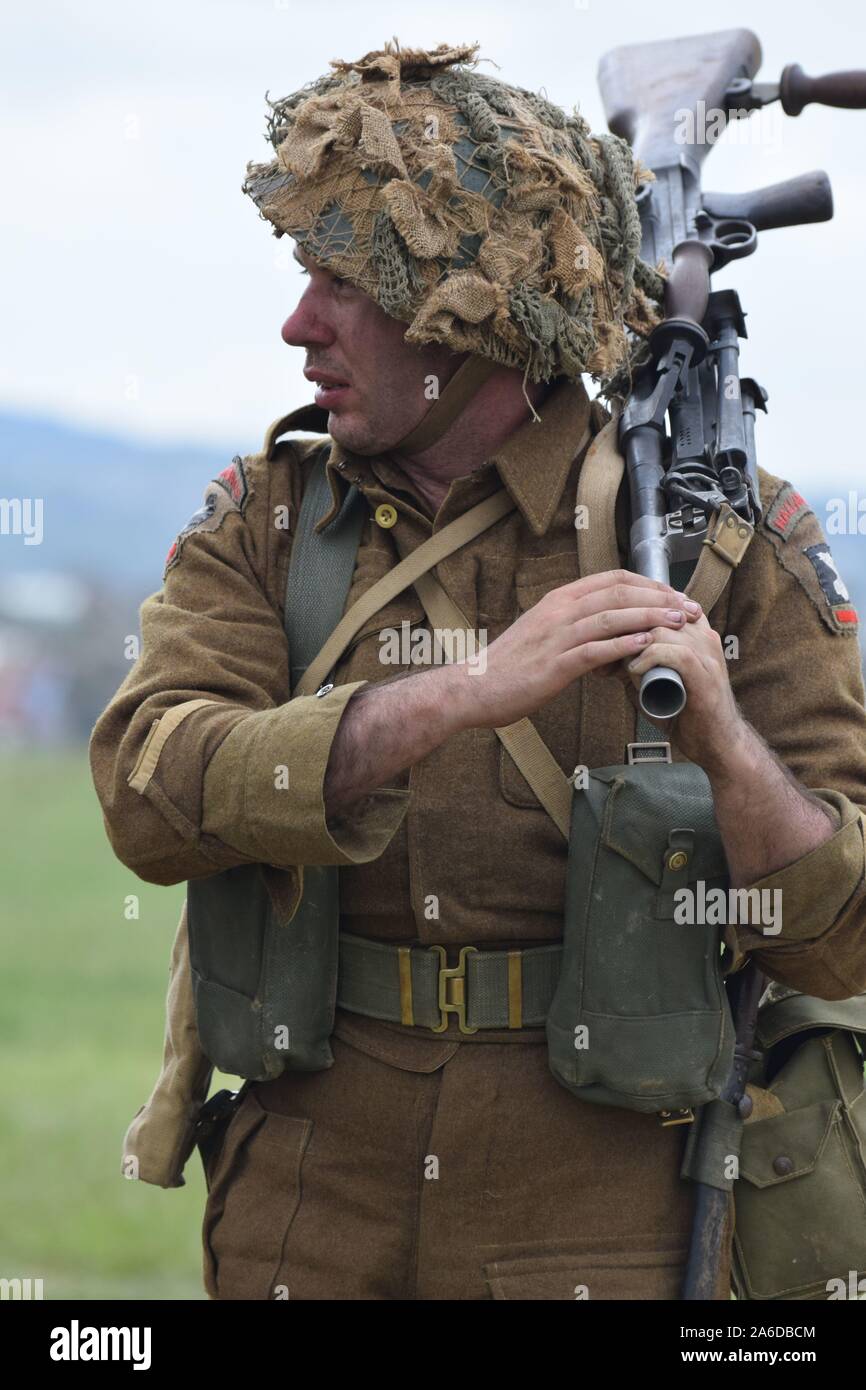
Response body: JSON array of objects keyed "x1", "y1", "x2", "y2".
[
  {"x1": 781, "y1": 63, "x2": 866, "y2": 116},
  {"x1": 663, "y1": 240, "x2": 713, "y2": 326}
]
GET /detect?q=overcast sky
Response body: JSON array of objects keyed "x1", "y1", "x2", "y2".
[{"x1": 3, "y1": 0, "x2": 866, "y2": 489}]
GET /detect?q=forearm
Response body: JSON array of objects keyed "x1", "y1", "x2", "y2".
[
  {"x1": 325, "y1": 569, "x2": 698, "y2": 816},
  {"x1": 707, "y1": 719, "x2": 837, "y2": 887},
  {"x1": 324, "y1": 661, "x2": 472, "y2": 815}
]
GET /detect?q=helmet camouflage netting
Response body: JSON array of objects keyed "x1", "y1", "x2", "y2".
[{"x1": 243, "y1": 41, "x2": 665, "y2": 389}]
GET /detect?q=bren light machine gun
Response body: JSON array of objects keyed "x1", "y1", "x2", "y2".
[{"x1": 597, "y1": 28, "x2": 866, "y2": 1301}]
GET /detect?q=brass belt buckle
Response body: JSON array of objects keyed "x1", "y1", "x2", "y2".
[{"x1": 428, "y1": 945, "x2": 479, "y2": 1034}]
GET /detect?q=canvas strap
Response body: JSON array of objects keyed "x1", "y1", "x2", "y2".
[
  {"x1": 395, "y1": 355, "x2": 500, "y2": 456},
  {"x1": 285, "y1": 447, "x2": 367, "y2": 694},
  {"x1": 575, "y1": 415, "x2": 754, "y2": 763},
  {"x1": 294, "y1": 486, "x2": 516, "y2": 698},
  {"x1": 413, "y1": 570, "x2": 573, "y2": 839}
]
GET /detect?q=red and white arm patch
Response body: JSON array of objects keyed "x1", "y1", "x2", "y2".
[
  {"x1": 215, "y1": 458, "x2": 249, "y2": 508},
  {"x1": 164, "y1": 456, "x2": 251, "y2": 576},
  {"x1": 765, "y1": 484, "x2": 811, "y2": 540},
  {"x1": 760, "y1": 483, "x2": 860, "y2": 635}
]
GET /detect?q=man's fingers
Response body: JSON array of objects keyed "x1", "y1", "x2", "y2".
[
  {"x1": 626, "y1": 637, "x2": 703, "y2": 681},
  {"x1": 576, "y1": 605, "x2": 692, "y2": 643},
  {"x1": 559, "y1": 578, "x2": 702, "y2": 622},
  {"x1": 563, "y1": 630, "x2": 653, "y2": 677},
  {"x1": 561, "y1": 569, "x2": 679, "y2": 601}
]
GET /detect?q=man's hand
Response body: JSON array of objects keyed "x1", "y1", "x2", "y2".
[
  {"x1": 621, "y1": 609, "x2": 838, "y2": 888},
  {"x1": 622, "y1": 611, "x2": 744, "y2": 772},
  {"x1": 452, "y1": 569, "x2": 702, "y2": 731},
  {"x1": 325, "y1": 570, "x2": 700, "y2": 814}
]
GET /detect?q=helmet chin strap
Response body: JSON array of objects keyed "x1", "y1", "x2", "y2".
[{"x1": 393, "y1": 355, "x2": 499, "y2": 456}]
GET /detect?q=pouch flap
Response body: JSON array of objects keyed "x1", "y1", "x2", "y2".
[
  {"x1": 739, "y1": 1100, "x2": 839, "y2": 1188},
  {"x1": 591, "y1": 761, "x2": 727, "y2": 886},
  {"x1": 757, "y1": 992, "x2": 866, "y2": 1049}
]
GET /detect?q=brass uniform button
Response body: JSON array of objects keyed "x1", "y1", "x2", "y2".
[
  {"x1": 375, "y1": 503, "x2": 398, "y2": 529},
  {"x1": 667, "y1": 850, "x2": 689, "y2": 871}
]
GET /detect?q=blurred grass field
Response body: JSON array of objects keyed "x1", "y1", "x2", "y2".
[{"x1": 0, "y1": 748, "x2": 216, "y2": 1300}]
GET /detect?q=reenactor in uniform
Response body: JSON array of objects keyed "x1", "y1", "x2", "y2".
[{"x1": 91, "y1": 42, "x2": 866, "y2": 1300}]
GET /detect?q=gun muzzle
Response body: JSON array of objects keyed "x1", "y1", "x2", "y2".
[{"x1": 639, "y1": 665, "x2": 686, "y2": 719}]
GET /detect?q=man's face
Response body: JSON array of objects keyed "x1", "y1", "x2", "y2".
[{"x1": 281, "y1": 246, "x2": 465, "y2": 454}]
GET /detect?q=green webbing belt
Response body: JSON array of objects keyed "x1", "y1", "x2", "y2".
[{"x1": 337, "y1": 932, "x2": 562, "y2": 1032}]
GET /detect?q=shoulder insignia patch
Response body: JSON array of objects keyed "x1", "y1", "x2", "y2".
[
  {"x1": 765, "y1": 483, "x2": 811, "y2": 540},
  {"x1": 215, "y1": 457, "x2": 249, "y2": 509},
  {"x1": 758, "y1": 489, "x2": 859, "y2": 636},
  {"x1": 804, "y1": 542, "x2": 859, "y2": 629},
  {"x1": 164, "y1": 457, "x2": 250, "y2": 576}
]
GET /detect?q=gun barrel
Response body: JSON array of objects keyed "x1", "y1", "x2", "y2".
[
  {"x1": 624, "y1": 427, "x2": 688, "y2": 719},
  {"x1": 640, "y1": 666, "x2": 687, "y2": 719}
]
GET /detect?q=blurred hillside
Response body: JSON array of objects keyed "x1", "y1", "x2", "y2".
[
  {"x1": 0, "y1": 413, "x2": 242, "y2": 743},
  {"x1": 2, "y1": 408, "x2": 866, "y2": 746},
  {"x1": 0, "y1": 412, "x2": 234, "y2": 589}
]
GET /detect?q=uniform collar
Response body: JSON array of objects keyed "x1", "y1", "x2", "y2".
[
  {"x1": 489, "y1": 377, "x2": 592, "y2": 536},
  {"x1": 262, "y1": 403, "x2": 344, "y2": 533},
  {"x1": 265, "y1": 377, "x2": 593, "y2": 537}
]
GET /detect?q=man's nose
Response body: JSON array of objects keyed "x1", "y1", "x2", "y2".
[{"x1": 281, "y1": 288, "x2": 334, "y2": 348}]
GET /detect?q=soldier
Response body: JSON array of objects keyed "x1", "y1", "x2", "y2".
[{"x1": 91, "y1": 42, "x2": 866, "y2": 1300}]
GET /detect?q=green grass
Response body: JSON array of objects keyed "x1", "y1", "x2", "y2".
[{"x1": 0, "y1": 749, "x2": 220, "y2": 1300}]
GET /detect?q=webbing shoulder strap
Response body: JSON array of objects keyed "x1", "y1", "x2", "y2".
[
  {"x1": 413, "y1": 570, "x2": 573, "y2": 839},
  {"x1": 283, "y1": 450, "x2": 517, "y2": 701},
  {"x1": 576, "y1": 417, "x2": 753, "y2": 619},
  {"x1": 284, "y1": 447, "x2": 367, "y2": 694},
  {"x1": 294, "y1": 488, "x2": 516, "y2": 698}
]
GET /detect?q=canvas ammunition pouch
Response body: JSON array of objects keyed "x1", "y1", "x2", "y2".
[
  {"x1": 546, "y1": 753, "x2": 736, "y2": 1113},
  {"x1": 730, "y1": 990, "x2": 866, "y2": 1301}
]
